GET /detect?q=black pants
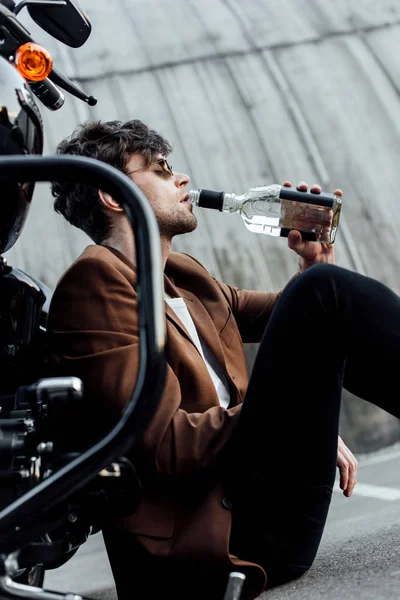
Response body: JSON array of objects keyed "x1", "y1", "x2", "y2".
[{"x1": 227, "y1": 263, "x2": 400, "y2": 588}]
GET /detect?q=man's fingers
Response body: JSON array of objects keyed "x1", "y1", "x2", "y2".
[
  {"x1": 346, "y1": 462, "x2": 357, "y2": 497},
  {"x1": 287, "y1": 229, "x2": 320, "y2": 256},
  {"x1": 338, "y1": 451, "x2": 349, "y2": 493},
  {"x1": 337, "y1": 436, "x2": 358, "y2": 497},
  {"x1": 287, "y1": 229, "x2": 304, "y2": 252},
  {"x1": 310, "y1": 184, "x2": 322, "y2": 194},
  {"x1": 296, "y1": 180, "x2": 308, "y2": 191},
  {"x1": 282, "y1": 181, "x2": 342, "y2": 198},
  {"x1": 342, "y1": 449, "x2": 358, "y2": 497}
]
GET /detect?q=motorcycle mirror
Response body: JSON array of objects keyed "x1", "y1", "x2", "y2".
[{"x1": 15, "y1": 0, "x2": 91, "y2": 48}]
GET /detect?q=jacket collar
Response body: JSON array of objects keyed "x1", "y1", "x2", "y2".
[{"x1": 101, "y1": 244, "x2": 137, "y2": 272}]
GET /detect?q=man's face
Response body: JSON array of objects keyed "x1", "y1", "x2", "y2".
[{"x1": 125, "y1": 153, "x2": 197, "y2": 239}]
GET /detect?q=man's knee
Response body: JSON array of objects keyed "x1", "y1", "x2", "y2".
[
  {"x1": 298, "y1": 262, "x2": 338, "y2": 283},
  {"x1": 281, "y1": 263, "x2": 336, "y2": 300},
  {"x1": 285, "y1": 263, "x2": 351, "y2": 304}
]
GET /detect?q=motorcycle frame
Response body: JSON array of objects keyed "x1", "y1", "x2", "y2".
[{"x1": 0, "y1": 154, "x2": 166, "y2": 558}]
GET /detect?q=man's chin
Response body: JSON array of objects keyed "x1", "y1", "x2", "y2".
[
  {"x1": 179, "y1": 215, "x2": 198, "y2": 234},
  {"x1": 187, "y1": 215, "x2": 198, "y2": 232},
  {"x1": 160, "y1": 213, "x2": 197, "y2": 239}
]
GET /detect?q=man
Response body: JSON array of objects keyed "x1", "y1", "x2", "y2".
[{"x1": 47, "y1": 119, "x2": 399, "y2": 600}]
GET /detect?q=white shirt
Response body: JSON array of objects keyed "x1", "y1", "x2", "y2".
[{"x1": 165, "y1": 297, "x2": 231, "y2": 409}]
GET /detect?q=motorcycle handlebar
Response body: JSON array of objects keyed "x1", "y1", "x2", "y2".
[
  {"x1": 0, "y1": 2, "x2": 97, "y2": 110},
  {"x1": 48, "y1": 66, "x2": 97, "y2": 106},
  {"x1": 28, "y1": 79, "x2": 65, "y2": 111}
]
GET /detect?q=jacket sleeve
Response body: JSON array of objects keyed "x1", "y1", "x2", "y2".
[
  {"x1": 47, "y1": 256, "x2": 241, "y2": 477},
  {"x1": 215, "y1": 280, "x2": 281, "y2": 343}
]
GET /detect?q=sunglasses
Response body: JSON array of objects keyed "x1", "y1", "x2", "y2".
[{"x1": 126, "y1": 157, "x2": 173, "y2": 178}]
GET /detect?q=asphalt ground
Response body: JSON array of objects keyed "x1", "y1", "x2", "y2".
[{"x1": 44, "y1": 443, "x2": 400, "y2": 600}]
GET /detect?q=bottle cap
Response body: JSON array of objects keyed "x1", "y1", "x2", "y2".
[{"x1": 197, "y1": 189, "x2": 225, "y2": 211}]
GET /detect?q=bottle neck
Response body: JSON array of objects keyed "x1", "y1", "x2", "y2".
[
  {"x1": 188, "y1": 189, "x2": 201, "y2": 206},
  {"x1": 221, "y1": 192, "x2": 245, "y2": 212}
]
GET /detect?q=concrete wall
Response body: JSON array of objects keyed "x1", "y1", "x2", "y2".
[{"x1": 6, "y1": 0, "x2": 400, "y2": 451}]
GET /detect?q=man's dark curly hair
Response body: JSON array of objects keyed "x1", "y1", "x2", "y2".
[{"x1": 51, "y1": 119, "x2": 172, "y2": 243}]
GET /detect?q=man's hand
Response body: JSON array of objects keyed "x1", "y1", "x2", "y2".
[
  {"x1": 337, "y1": 435, "x2": 357, "y2": 497},
  {"x1": 281, "y1": 180, "x2": 343, "y2": 272}
]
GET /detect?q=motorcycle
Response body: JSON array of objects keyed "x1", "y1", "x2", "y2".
[{"x1": 0, "y1": 2, "x2": 246, "y2": 599}]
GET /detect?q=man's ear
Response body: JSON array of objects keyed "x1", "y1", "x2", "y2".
[{"x1": 98, "y1": 189, "x2": 124, "y2": 213}]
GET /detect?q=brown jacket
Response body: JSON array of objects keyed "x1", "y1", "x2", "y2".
[{"x1": 47, "y1": 244, "x2": 282, "y2": 598}]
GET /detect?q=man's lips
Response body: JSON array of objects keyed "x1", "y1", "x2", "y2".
[{"x1": 180, "y1": 194, "x2": 192, "y2": 210}]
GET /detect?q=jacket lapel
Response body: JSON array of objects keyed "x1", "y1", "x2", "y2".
[
  {"x1": 164, "y1": 301, "x2": 195, "y2": 346},
  {"x1": 182, "y1": 290, "x2": 227, "y2": 370},
  {"x1": 164, "y1": 274, "x2": 226, "y2": 370},
  {"x1": 164, "y1": 274, "x2": 197, "y2": 346}
]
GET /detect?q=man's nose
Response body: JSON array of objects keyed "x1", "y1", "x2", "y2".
[{"x1": 175, "y1": 171, "x2": 190, "y2": 187}]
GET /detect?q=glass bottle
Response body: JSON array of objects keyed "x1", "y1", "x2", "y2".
[{"x1": 188, "y1": 184, "x2": 342, "y2": 243}]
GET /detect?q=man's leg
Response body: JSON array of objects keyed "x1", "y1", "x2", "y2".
[{"x1": 226, "y1": 263, "x2": 400, "y2": 587}]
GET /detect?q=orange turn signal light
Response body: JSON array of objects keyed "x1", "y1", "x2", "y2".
[{"x1": 15, "y1": 43, "x2": 53, "y2": 82}]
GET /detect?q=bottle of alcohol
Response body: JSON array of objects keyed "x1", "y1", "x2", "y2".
[{"x1": 188, "y1": 184, "x2": 342, "y2": 243}]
